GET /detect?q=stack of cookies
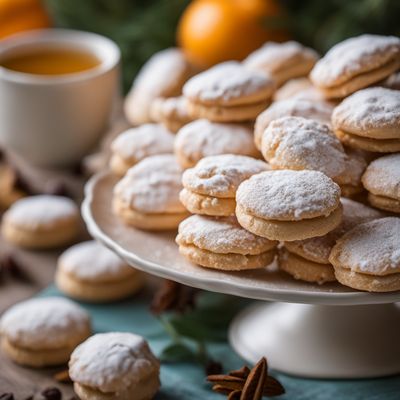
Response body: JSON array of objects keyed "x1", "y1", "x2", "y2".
[{"x1": 114, "y1": 33, "x2": 400, "y2": 293}]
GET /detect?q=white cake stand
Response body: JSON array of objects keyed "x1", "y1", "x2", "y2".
[{"x1": 82, "y1": 172, "x2": 400, "y2": 379}]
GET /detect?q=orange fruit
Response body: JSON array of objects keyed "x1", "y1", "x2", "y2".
[{"x1": 177, "y1": 0, "x2": 289, "y2": 68}]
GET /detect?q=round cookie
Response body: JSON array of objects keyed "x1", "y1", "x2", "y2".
[
  {"x1": 56, "y1": 241, "x2": 144, "y2": 302},
  {"x1": 183, "y1": 61, "x2": 275, "y2": 122},
  {"x1": 260, "y1": 116, "x2": 346, "y2": 180},
  {"x1": 110, "y1": 124, "x2": 175, "y2": 176},
  {"x1": 124, "y1": 48, "x2": 196, "y2": 125},
  {"x1": 0, "y1": 297, "x2": 90, "y2": 367},
  {"x1": 236, "y1": 170, "x2": 342, "y2": 241},
  {"x1": 244, "y1": 41, "x2": 319, "y2": 86},
  {"x1": 273, "y1": 77, "x2": 316, "y2": 101},
  {"x1": 69, "y1": 332, "x2": 160, "y2": 400},
  {"x1": 280, "y1": 198, "x2": 384, "y2": 284},
  {"x1": 180, "y1": 154, "x2": 269, "y2": 216},
  {"x1": 254, "y1": 98, "x2": 333, "y2": 149},
  {"x1": 113, "y1": 154, "x2": 189, "y2": 230},
  {"x1": 332, "y1": 87, "x2": 400, "y2": 152},
  {"x1": 310, "y1": 34, "x2": 400, "y2": 99},
  {"x1": 150, "y1": 96, "x2": 192, "y2": 133},
  {"x1": 1, "y1": 195, "x2": 80, "y2": 249},
  {"x1": 329, "y1": 217, "x2": 400, "y2": 292},
  {"x1": 176, "y1": 215, "x2": 277, "y2": 271},
  {"x1": 362, "y1": 153, "x2": 400, "y2": 213},
  {"x1": 174, "y1": 119, "x2": 259, "y2": 169}
]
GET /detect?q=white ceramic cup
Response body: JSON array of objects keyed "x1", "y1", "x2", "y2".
[{"x1": 0, "y1": 29, "x2": 120, "y2": 168}]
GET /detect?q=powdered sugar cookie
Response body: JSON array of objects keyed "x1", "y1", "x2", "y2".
[
  {"x1": 1, "y1": 195, "x2": 80, "y2": 249},
  {"x1": 280, "y1": 198, "x2": 384, "y2": 284},
  {"x1": 244, "y1": 41, "x2": 319, "y2": 86},
  {"x1": 69, "y1": 332, "x2": 160, "y2": 400},
  {"x1": 362, "y1": 153, "x2": 400, "y2": 213},
  {"x1": 176, "y1": 215, "x2": 277, "y2": 270},
  {"x1": 56, "y1": 241, "x2": 144, "y2": 302},
  {"x1": 150, "y1": 96, "x2": 192, "y2": 133},
  {"x1": 254, "y1": 98, "x2": 333, "y2": 149},
  {"x1": 180, "y1": 154, "x2": 268, "y2": 216},
  {"x1": 332, "y1": 88, "x2": 400, "y2": 152},
  {"x1": 183, "y1": 61, "x2": 275, "y2": 122},
  {"x1": 236, "y1": 170, "x2": 342, "y2": 241},
  {"x1": 273, "y1": 78, "x2": 316, "y2": 101},
  {"x1": 110, "y1": 124, "x2": 175, "y2": 176},
  {"x1": 113, "y1": 155, "x2": 189, "y2": 230},
  {"x1": 330, "y1": 217, "x2": 400, "y2": 292},
  {"x1": 124, "y1": 48, "x2": 196, "y2": 125},
  {"x1": 260, "y1": 116, "x2": 346, "y2": 180},
  {"x1": 0, "y1": 297, "x2": 90, "y2": 367},
  {"x1": 310, "y1": 34, "x2": 400, "y2": 99},
  {"x1": 174, "y1": 119, "x2": 259, "y2": 169}
]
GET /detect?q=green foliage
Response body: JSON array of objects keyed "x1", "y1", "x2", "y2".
[{"x1": 45, "y1": 0, "x2": 190, "y2": 92}]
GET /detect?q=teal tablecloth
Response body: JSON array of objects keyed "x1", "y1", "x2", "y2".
[{"x1": 41, "y1": 286, "x2": 400, "y2": 400}]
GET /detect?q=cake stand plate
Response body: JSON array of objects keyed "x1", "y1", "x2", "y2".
[{"x1": 82, "y1": 171, "x2": 400, "y2": 378}]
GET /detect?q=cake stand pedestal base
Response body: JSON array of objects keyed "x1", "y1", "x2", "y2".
[{"x1": 229, "y1": 302, "x2": 400, "y2": 379}]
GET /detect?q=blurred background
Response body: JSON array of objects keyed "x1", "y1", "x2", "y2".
[{"x1": 2, "y1": 0, "x2": 400, "y2": 92}]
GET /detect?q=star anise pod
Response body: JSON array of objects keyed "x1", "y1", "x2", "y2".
[
  {"x1": 208, "y1": 358, "x2": 285, "y2": 399},
  {"x1": 0, "y1": 253, "x2": 32, "y2": 283},
  {"x1": 150, "y1": 280, "x2": 197, "y2": 315}
]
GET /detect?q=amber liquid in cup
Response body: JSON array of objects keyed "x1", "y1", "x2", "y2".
[{"x1": 0, "y1": 47, "x2": 100, "y2": 75}]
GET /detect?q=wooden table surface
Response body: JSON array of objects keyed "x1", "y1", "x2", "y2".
[{"x1": 0, "y1": 118, "x2": 130, "y2": 398}]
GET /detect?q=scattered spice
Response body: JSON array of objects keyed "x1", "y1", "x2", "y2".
[
  {"x1": 9, "y1": 165, "x2": 34, "y2": 195},
  {"x1": 0, "y1": 394, "x2": 14, "y2": 400},
  {"x1": 0, "y1": 253, "x2": 32, "y2": 283},
  {"x1": 208, "y1": 357, "x2": 285, "y2": 399},
  {"x1": 41, "y1": 387, "x2": 62, "y2": 400},
  {"x1": 150, "y1": 280, "x2": 197, "y2": 315},
  {"x1": 205, "y1": 359, "x2": 223, "y2": 375},
  {"x1": 54, "y1": 369, "x2": 72, "y2": 383}
]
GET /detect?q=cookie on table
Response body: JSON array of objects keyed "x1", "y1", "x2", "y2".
[
  {"x1": 124, "y1": 48, "x2": 196, "y2": 125},
  {"x1": 176, "y1": 215, "x2": 277, "y2": 271},
  {"x1": 310, "y1": 34, "x2": 400, "y2": 99},
  {"x1": 335, "y1": 148, "x2": 368, "y2": 198},
  {"x1": 0, "y1": 297, "x2": 90, "y2": 367},
  {"x1": 330, "y1": 217, "x2": 400, "y2": 292},
  {"x1": 183, "y1": 61, "x2": 275, "y2": 122},
  {"x1": 180, "y1": 154, "x2": 268, "y2": 217},
  {"x1": 362, "y1": 153, "x2": 400, "y2": 213},
  {"x1": 260, "y1": 116, "x2": 346, "y2": 182},
  {"x1": 56, "y1": 241, "x2": 144, "y2": 303},
  {"x1": 113, "y1": 154, "x2": 189, "y2": 230},
  {"x1": 110, "y1": 124, "x2": 174, "y2": 176},
  {"x1": 1, "y1": 195, "x2": 80, "y2": 249},
  {"x1": 280, "y1": 198, "x2": 384, "y2": 284},
  {"x1": 69, "y1": 332, "x2": 160, "y2": 400},
  {"x1": 150, "y1": 96, "x2": 192, "y2": 133},
  {"x1": 254, "y1": 98, "x2": 333, "y2": 149},
  {"x1": 332, "y1": 87, "x2": 400, "y2": 153},
  {"x1": 174, "y1": 119, "x2": 259, "y2": 169},
  {"x1": 236, "y1": 170, "x2": 342, "y2": 241},
  {"x1": 244, "y1": 41, "x2": 319, "y2": 87}
]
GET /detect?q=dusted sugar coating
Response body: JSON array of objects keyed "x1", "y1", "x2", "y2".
[
  {"x1": 332, "y1": 88, "x2": 400, "y2": 139},
  {"x1": 182, "y1": 154, "x2": 269, "y2": 198},
  {"x1": 261, "y1": 116, "x2": 346, "y2": 179},
  {"x1": 69, "y1": 332, "x2": 160, "y2": 393},
  {"x1": 183, "y1": 61, "x2": 275, "y2": 105},
  {"x1": 0, "y1": 297, "x2": 90, "y2": 349},
  {"x1": 111, "y1": 124, "x2": 174, "y2": 164},
  {"x1": 310, "y1": 34, "x2": 400, "y2": 87},
  {"x1": 174, "y1": 119, "x2": 258, "y2": 168},
  {"x1": 176, "y1": 215, "x2": 276, "y2": 255},
  {"x1": 113, "y1": 155, "x2": 186, "y2": 214},
  {"x1": 285, "y1": 198, "x2": 385, "y2": 264},
  {"x1": 58, "y1": 241, "x2": 136, "y2": 282},
  {"x1": 3, "y1": 195, "x2": 78, "y2": 229},
  {"x1": 362, "y1": 153, "x2": 400, "y2": 199},
  {"x1": 244, "y1": 41, "x2": 318, "y2": 84},
  {"x1": 329, "y1": 217, "x2": 400, "y2": 275},
  {"x1": 236, "y1": 170, "x2": 341, "y2": 221}
]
